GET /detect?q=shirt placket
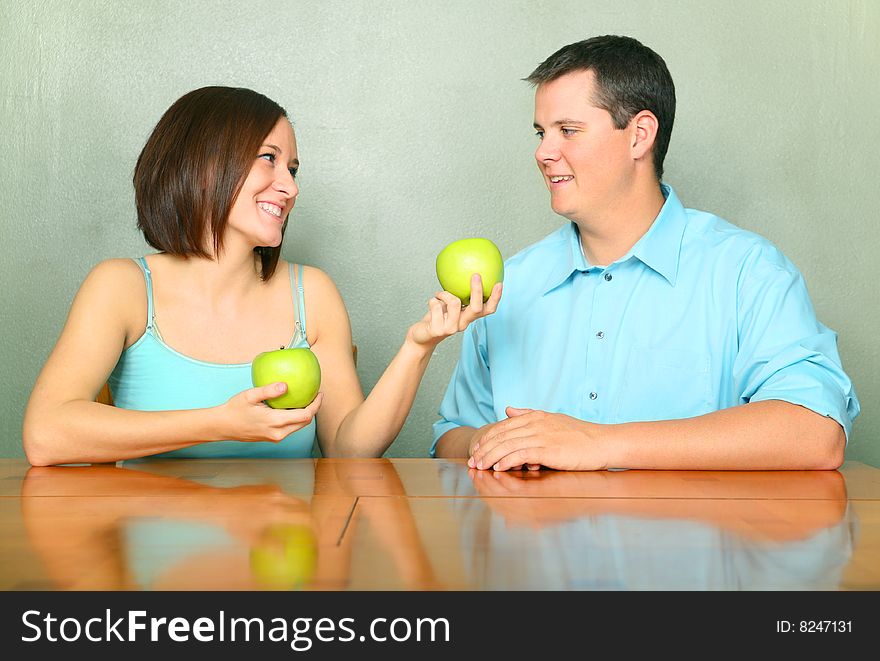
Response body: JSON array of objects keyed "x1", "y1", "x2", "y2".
[{"x1": 582, "y1": 266, "x2": 615, "y2": 419}]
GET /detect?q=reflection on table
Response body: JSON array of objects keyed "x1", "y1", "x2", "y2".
[
  {"x1": 435, "y1": 465, "x2": 856, "y2": 590},
  {"x1": 15, "y1": 460, "x2": 438, "y2": 590},
  {"x1": 2, "y1": 459, "x2": 877, "y2": 590}
]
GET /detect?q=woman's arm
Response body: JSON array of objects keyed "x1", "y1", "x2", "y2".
[
  {"x1": 307, "y1": 268, "x2": 501, "y2": 457},
  {"x1": 23, "y1": 260, "x2": 319, "y2": 466}
]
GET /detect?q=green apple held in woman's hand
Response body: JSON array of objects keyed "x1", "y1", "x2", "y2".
[
  {"x1": 251, "y1": 347, "x2": 321, "y2": 409},
  {"x1": 436, "y1": 238, "x2": 504, "y2": 305}
]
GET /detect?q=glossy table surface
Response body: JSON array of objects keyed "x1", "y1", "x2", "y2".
[{"x1": 1, "y1": 458, "x2": 878, "y2": 590}]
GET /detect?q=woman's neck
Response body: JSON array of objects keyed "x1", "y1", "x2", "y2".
[{"x1": 163, "y1": 247, "x2": 268, "y2": 304}]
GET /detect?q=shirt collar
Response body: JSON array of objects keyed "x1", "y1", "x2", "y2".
[
  {"x1": 541, "y1": 184, "x2": 687, "y2": 294},
  {"x1": 540, "y1": 220, "x2": 591, "y2": 295},
  {"x1": 627, "y1": 184, "x2": 687, "y2": 286}
]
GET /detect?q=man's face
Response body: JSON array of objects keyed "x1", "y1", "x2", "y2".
[{"x1": 533, "y1": 70, "x2": 634, "y2": 223}]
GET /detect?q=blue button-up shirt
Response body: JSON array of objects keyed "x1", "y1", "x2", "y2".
[{"x1": 432, "y1": 185, "x2": 860, "y2": 455}]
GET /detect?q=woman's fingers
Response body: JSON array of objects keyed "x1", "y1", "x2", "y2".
[
  {"x1": 412, "y1": 277, "x2": 503, "y2": 347},
  {"x1": 303, "y1": 392, "x2": 324, "y2": 415},
  {"x1": 483, "y1": 282, "x2": 503, "y2": 314},
  {"x1": 459, "y1": 280, "x2": 502, "y2": 328},
  {"x1": 428, "y1": 297, "x2": 446, "y2": 336},
  {"x1": 434, "y1": 291, "x2": 463, "y2": 334},
  {"x1": 246, "y1": 382, "x2": 287, "y2": 405},
  {"x1": 468, "y1": 274, "x2": 485, "y2": 314},
  {"x1": 268, "y1": 392, "x2": 323, "y2": 440}
]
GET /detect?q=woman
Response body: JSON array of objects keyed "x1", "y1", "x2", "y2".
[{"x1": 22, "y1": 86, "x2": 501, "y2": 465}]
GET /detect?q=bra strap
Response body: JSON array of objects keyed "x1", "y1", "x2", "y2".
[
  {"x1": 134, "y1": 257, "x2": 156, "y2": 332},
  {"x1": 288, "y1": 263, "x2": 307, "y2": 342},
  {"x1": 297, "y1": 263, "x2": 307, "y2": 337}
]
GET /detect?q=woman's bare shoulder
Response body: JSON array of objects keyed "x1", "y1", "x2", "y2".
[
  {"x1": 294, "y1": 264, "x2": 349, "y2": 343},
  {"x1": 73, "y1": 258, "x2": 142, "y2": 297},
  {"x1": 300, "y1": 264, "x2": 339, "y2": 293},
  {"x1": 78, "y1": 258, "x2": 148, "y2": 337},
  {"x1": 87, "y1": 257, "x2": 143, "y2": 279}
]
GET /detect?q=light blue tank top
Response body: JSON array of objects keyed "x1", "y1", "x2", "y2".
[{"x1": 108, "y1": 257, "x2": 316, "y2": 458}]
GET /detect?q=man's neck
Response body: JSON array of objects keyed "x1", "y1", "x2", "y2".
[{"x1": 575, "y1": 183, "x2": 666, "y2": 267}]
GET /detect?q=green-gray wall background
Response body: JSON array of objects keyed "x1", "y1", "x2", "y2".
[{"x1": 2, "y1": 1, "x2": 877, "y2": 464}]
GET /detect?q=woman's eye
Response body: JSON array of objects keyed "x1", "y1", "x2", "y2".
[
  {"x1": 535, "y1": 130, "x2": 544, "y2": 139},
  {"x1": 288, "y1": 167, "x2": 298, "y2": 179},
  {"x1": 561, "y1": 128, "x2": 576, "y2": 136},
  {"x1": 258, "y1": 152, "x2": 276, "y2": 163}
]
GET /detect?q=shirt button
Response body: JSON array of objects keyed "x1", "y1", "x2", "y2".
[
  {"x1": 604, "y1": 273, "x2": 613, "y2": 282},
  {"x1": 589, "y1": 392, "x2": 598, "y2": 400},
  {"x1": 596, "y1": 331, "x2": 605, "y2": 339}
]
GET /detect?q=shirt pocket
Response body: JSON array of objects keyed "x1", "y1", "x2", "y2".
[{"x1": 614, "y1": 347, "x2": 714, "y2": 422}]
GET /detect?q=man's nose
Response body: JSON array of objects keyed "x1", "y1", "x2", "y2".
[{"x1": 535, "y1": 136, "x2": 560, "y2": 163}]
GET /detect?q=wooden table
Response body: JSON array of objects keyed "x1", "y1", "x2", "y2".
[{"x1": 1, "y1": 459, "x2": 878, "y2": 590}]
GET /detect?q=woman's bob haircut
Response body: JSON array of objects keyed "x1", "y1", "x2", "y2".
[{"x1": 133, "y1": 86, "x2": 289, "y2": 280}]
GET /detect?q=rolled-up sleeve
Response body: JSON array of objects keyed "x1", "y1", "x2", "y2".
[
  {"x1": 431, "y1": 319, "x2": 497, "y2": 456},
  {"x1": 734, "y1": 244, "x2": 860, "y2": 440}
]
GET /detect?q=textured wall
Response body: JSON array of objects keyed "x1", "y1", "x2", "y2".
[{"x1": 1, "y1": 1, "x2": 877, "y2": 464}]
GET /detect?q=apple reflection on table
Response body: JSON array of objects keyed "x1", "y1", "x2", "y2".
[
  {"x1": 19, "y1": 459, "x2": 439, "y2": 591},
  {"x1": 439, "y1": 465, "x2": 857, "y2": 590}
]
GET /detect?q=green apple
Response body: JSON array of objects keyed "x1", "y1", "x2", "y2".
[
  {"x1": 436, "y1": 238, "x2": 504, "y2": 305},
  {"x1": 251, "y1": 347, "x2": 321, "y2": 409},
  {"x1": 249, "y1": 523, "x2": 317, "y2": 589}
]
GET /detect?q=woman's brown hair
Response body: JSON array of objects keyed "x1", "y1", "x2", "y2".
[{"x1": 133, "y1": 86, "x2": 289, "y2": 280}]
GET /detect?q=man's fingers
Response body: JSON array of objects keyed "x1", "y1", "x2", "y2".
[
  {"x1": 479, "y1": 412, "x2": 536, "y2": 445},
  {"x1": 472, "y1": 430, "x2": 537, "y2": 470},
  {"x1": 492, "y1": 447, "x2": 541, "y2": 472},
  {"x1": 506, "y1": 406, "x2": 533, "y2": 417}
]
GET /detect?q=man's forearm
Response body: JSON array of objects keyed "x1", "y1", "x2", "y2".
[
  {"x1": 608, "y1": 400, "x2": 845, "y2": 470},
  {"x1": 434, "y1": 426, "x2": 479, "y2": 458}
]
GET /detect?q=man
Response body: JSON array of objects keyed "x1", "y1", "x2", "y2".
[{"x1": 432, "y1": 35, "x2": 859, "y2": 471}]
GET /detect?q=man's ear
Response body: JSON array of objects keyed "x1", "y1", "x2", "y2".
[{"x1": 630, "y1": 110, "x2": 658, "y2": 161}]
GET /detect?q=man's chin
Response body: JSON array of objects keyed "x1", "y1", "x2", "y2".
[{"x1": 550, "y1": 201, "x2": 576, "y2": 220}]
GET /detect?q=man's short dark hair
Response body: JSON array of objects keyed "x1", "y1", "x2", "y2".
[
  {"x1": 526, "y1": 35, "x2": 675, "y2": 181},
  {"x1": 133, "y1": 86, "x2": 289, "y2": 280}
]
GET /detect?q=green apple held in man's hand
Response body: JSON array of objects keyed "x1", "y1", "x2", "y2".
[
  {"x1": 249, "y1": 523, "x2": 317, "y2": 589},
  {"x1": 251, "y1": 347, "x2": 321, "y2": 409},
  {"x1": 436, "y1": 238, "x2": 504, "y2": 305}
]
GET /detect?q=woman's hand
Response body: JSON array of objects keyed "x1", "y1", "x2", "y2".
[
  {"x1": 217, "y1": 383, "x2": 324, "y2": 443},
  {"x1": 406, "y1": 274, "x2": 502, "y2": 348}
]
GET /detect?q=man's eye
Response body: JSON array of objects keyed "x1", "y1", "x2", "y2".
[
  {"x1": 259, "y1": 152, "x2": 276, "y2": 163},
  {"x1": 535, "y1": 131, "x2": 544, "y2": 139},
  {"x1": 561, "y1": 128, "x2": 576, "y2": 136}
]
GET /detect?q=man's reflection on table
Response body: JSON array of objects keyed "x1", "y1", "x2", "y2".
[
  {"x1": 440, "y1": 465, "x2": 857, "y2": 590},
  {"x1": 20, "y1": 460, "x2": 438, "y2": 590}
]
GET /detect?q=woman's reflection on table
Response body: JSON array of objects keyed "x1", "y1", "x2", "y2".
[{"x1": 20, "y1": 459, "x2": 438, "y2": 590}]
